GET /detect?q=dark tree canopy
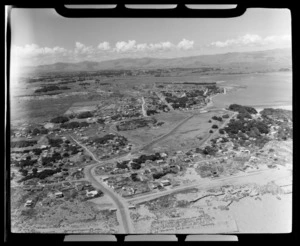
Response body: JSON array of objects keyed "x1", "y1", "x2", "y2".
[{"x1": 50, "y1": 116, "x2": 69, "y2": 124}]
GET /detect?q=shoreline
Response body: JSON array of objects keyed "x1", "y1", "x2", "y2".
[{"x1": 254, "y1": 105, "x2": 292, "y2": 113}]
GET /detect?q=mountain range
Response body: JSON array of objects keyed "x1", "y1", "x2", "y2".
[{"x1": 24, "y1": 48, "x2": 292, "y2": 73}]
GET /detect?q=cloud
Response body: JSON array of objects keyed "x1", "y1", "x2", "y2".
[
  {"x1": 115, "y1": 40, "x2": 137, "y2": 52},
  {"x1": 177, "y1": 39, "x2": 194, "y2": 50},
  {"x1": 74, "y1": 42, "x2": 93, "y2": 55},
  {"x1": 11, "y1": 38, "x2": 196, "y2": 66},
  {"x1": 12, "y1": 44, "x2": 68, "y2": 57},
  {"x1": 112, "y1": 39, "x2": 194, "y2": 53},
  {"x1": 97, "y1": 41, "x2": 110, "y2": 51},
  {"x1": 210, "y1": 34, "x2": 291, "y2": 48}
]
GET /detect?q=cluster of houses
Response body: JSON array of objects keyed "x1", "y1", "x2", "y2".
[{"x1": 23, "y1": 181, "x2": 103, "y2": 208}]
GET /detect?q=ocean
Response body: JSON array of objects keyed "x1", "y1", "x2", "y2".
[{"x1": 204, "y1": 72, "x2": 292, "y2": 110}]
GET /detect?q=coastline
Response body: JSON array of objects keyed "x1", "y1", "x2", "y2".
[{"x1": 254, "y1": 105, "x2": 292, "y2": 113}]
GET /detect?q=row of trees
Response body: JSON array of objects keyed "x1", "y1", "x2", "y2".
[{"x1": 35, "y1": 85, "x2": 70, "y2": 93}]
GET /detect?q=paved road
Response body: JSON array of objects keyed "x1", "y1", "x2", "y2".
[
  {"x1": 126, "y1": 167, "x2": 291, "y2": 204},
  {"x1": 69, "y1": 136, "x2": 133, "y2": 233}
]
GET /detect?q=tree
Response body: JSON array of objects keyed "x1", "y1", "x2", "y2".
[
  {"x1": 219, "y1": 129, "x2": 225, "y2": 134},
  {"x1": 63, "y1": 152, "x2": 70, "y2": 158},
  {"x1": 32, "y1": 128, "x2": 41, "y2": 135},
  {"x1": 209, "y1": 130, "x2": 213, "y2": 133},
  {"x1": 212, "y1": 124, "x2": 218, "y2": 129},
  {"x1": 131, "y1": 162, "x2": 141, "y2": 170},
  {"x1": 20, "y1": 169, "x2": 28, "y2": 176},
  {"x1": 32, "y1": 168, "x2": 38, "y2": 175}
]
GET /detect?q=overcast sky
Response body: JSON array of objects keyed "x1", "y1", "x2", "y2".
[{"x1": 10, "y1": 7, "x2": 291, "y2": 70}]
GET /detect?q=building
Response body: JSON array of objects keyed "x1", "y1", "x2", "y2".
[
  {"x1": 55, "y1": 191, "x2": 63, "y2": 198},
  {"x1": 24, "y1": 200, "x2": 33, "y2": 207},
  {"x1": 86, "y1": 190, "x2": 98, "y2": 198},
  {"x1": 161, "y1": 180, "x2": 171, "y2": 186}
]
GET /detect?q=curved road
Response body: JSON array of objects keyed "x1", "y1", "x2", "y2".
[
  {"x1": 69, "y1": 135, "x2": 133, "y2": 233},
  {"x1": 70, "y1": 103, "x2": 237, "y2": 233}
]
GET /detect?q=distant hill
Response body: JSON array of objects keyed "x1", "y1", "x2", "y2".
[{"x1": 23, "y1": 48, "x2": 292, "y2": 74}]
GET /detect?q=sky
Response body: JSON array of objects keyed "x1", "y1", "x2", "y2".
[{"x1": 9, "y1": 7, "x2": 291, "y2": 73}]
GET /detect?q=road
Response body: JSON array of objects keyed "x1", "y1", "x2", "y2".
[
  {"x1": 141, "y1": 113, "x2": 194, "y2": 151},
  {"x1": 126, "y1": 167, "x2": 291, "y2": 205},
  {"x1": 201, "y1": 111, "x2": 238, "y2": 147},
  {"x1": 69, "y1": 135, "x2": 133, "y2": 233},
  {"x1": 154, "y1": 90, "x2": 174, "y2": 111},
  {"x1": 141, "y1": 97, "x2": 148, "y2": 117},
  {"x1": 71, "y1": 102, "x2": 270, "y2": 233}
]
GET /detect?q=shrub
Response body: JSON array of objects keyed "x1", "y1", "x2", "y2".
[
  {"x1": 48, "y1": 138, "x2": 63, "y2": 147},
  {"x1": 32, "y1": 128, "x2": 41, "y2": 135},
  {"x1": 11, "y1": 140, "x2": 37, "y2": 148},
  {"x1": 228, "y1": 104, "x2": 257, "y2": 114},
  {"x1": 219, "y1": 129, "x2": 225, "y2": 134},
  {"x1": 212, "y1": 116, "x2": 223, "y2": 122},
  {"x1": 50, "y1": 116, "x2": 69, "y2": 124},
  {"x1": 77, "y1": 111, "x2": 93, "y2": 119}
]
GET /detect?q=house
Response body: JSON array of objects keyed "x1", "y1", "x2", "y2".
[
  {"x1": 161, "y1": 180, "x2": 171, "y2": 186},
  {"x1": 24, "y1": 200, "x2": 33, "y2": 207},
  {"x1": 110, "y1": 208, "x2": 117, "y2": 212},
  {"x1": 86, "y1": 190, "x2": 99, "y2": 198},
  {"x1": 55, "y1": 191, "x2": 63, "y2": 198},
  {"x1": 160, "y1": 153, "x2": 168, "y2": 158}
]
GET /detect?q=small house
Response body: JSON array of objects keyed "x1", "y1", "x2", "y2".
[
  {"x1": 161, "y1": 180, "x2": 171, "y2": 186},
  {"x1": 24, "y1": 200, "x2": 33, "y2": 207},
  {"x1": 55, "y1": 191, "x2": 63, "y2": 198},
  {"x1": 86, "y1": 190, "x2": 98, "y2": 198}
]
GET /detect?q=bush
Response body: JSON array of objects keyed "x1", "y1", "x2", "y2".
[
  {"x1": 209, "y1": 130, "x2": 213, "y2": 133},
  {"x1": 117, "y1": 161, "x2": 128, "y2": 169},
  {"x1": 11, "y1": 140, "x2": 37, "y2": 148},
  {"x1": 63, "y1": 152, "x2": 70, "y2": 157},
  {"x1": 32, "y1": 128, "x2": 40, "y2": 135},
  {"x1": 32, "y1": 148, "x2": 42, "y2": 155},
  {"x1": 202, "y1": 146, "x2": 218, "y2": 155},
  {"x1": 228, "y1": 104, "x2": 257, "y2": 114},
  {"x1": 131, "y1": 162, "x2": 141, "y2": 170},
  {"x1": 50, "y1": 116, "x2": 69, "y2": 124},
  {"x1": 153, "y1": 172, "x2": 165, "y2": 179},
  {"x1": 212, "y1": 124, "x2": 218, "y2": 129},
  {"x1": 212, "y1": 116, "x2": 223, "y2": 122},
  {"x1": 60, "y1": 121, "x2": 89, "y2": 129},
  {"x1": 219, "y1": 129, "x2": 225, "y2": 134},
  {"x1": 48, "y1": 138, "x2": 63, "y2": 147},
  {"x1": 40, "y1": 128, "x2": 49, "y2": 134},
  {"x1": 77, "y1": 111, "x2": 93, "y2": 119}
]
